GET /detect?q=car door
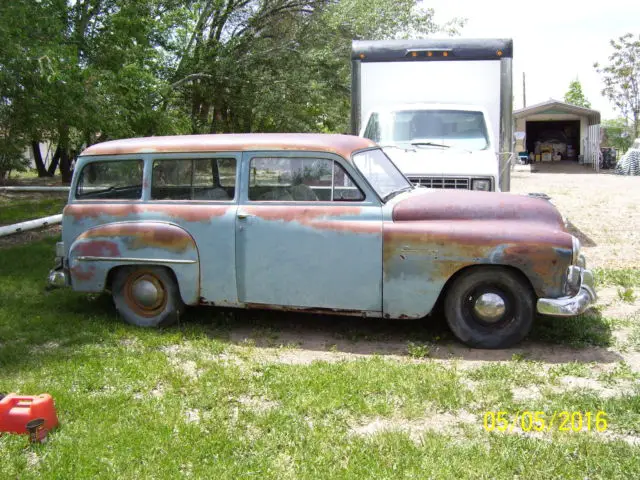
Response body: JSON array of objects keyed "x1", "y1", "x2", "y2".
[
  {"x1": 235, "y1": 151, "x2": 383, "y2": 314},
  {"x1": 147, "y1": 153, "x2": 240, "y2": 306}
]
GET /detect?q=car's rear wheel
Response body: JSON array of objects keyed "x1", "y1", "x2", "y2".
[
  {"x1": 444, "y1": 267, "x2": 534, "y2": 349},
  {"x1": 112, "y1": 266, "x2": 184, "y2": 327}
]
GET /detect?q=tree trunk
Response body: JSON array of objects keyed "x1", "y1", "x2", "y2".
[
  {"x1": 58, "y1": 126, "x2": 72, "y2": 184},
  {"x1": 31, "y1": 141, "x2": 50, "y2": 177},
  {"x1": 47, "y1": 146, "x2": 61, "y2": 176},
  {"x1": 60, "y1": 149, "x2": 72, "y2": 184}
]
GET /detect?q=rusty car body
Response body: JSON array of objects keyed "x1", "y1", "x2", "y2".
[{"x1": 48, "y1": 133, "x2": 596, "y2": 348}]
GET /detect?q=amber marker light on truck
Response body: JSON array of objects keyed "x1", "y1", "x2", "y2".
[{"x1": 497, "y1": 50, "x2": 503, "y2": 56}]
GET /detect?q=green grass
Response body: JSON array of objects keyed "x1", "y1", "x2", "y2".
[
  {"x1": 406, "y1": 341, "x2": 431, "y2": 359},
  {"x1": 0, "y1": 197, "x2": 67, "y2": 225},
  {"x1": 618, "y1": 287, "x2": 637, "y2": 304},
  {"x1": 594, "y1": 268, "x2": 640, "y2": 288},
  {"x1": 529, "y1": 310, "x2": 614, "y2": 348},
  {"x1": 627, "y1": 318, "x2": 640, "y2": 352},
  {"x1": 7, "y1": 168, "x2": 40, "y2": 180},
  {"x1": 548, "y1": 362, "x2": 593, "y2": 379},
  {"x1": 2, "y1": 238, "x2": 640, "y2": 478}
]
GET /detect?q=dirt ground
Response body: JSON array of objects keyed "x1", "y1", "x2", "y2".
[{"x1": 510, "y1": 161, "x2": 640, "y2": 270}]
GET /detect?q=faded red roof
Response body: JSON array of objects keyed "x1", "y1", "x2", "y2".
[{"x1": 81, "y1": 133, "x2": 377, "y2": 160}]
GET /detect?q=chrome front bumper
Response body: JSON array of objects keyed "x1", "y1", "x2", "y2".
[{"x1": 537, "y1": 267, "x2": 597, "y2": 316}]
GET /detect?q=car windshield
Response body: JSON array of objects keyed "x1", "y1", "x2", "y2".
[
  {"x1": 364, "y1": 109, "x2": 490, "y2": 151},
  {"x1": 352, "y1": 148, "x2": 413, "y2": 201}
]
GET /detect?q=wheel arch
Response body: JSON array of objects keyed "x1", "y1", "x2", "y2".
[
  {"x1": 67, "y1": 221, "x2": 200, "y2": 305},
  {"x1": 432, "y1": 263, "x2": 536, "y2": 316}
]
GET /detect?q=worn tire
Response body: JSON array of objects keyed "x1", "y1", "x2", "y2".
[
  {"x1": 444, "y1": 267, "x2": 534, "y2": 349},
  {"x1": 112, "y1": 266, "x2": 184, "y2": 328}
]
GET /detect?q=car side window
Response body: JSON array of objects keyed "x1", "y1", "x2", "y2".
[
  {"x1": 249, "y1": 157, "x2": 364, "y2": 202},
  {"x1": 151, "y1": 158, "x2": 236, "y2": 201},
  {"x1": 76, "y1": 160, "x2": 143, "y2": 200},
  {"x1": 363, "y1": 113, "x2": 381, "y2": 143}
]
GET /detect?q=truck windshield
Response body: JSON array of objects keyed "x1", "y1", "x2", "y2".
[
  {"x1": 365, "y1": 109, "x2": 489, "y2": 151},
  {"x1": 352, "y1": 148, "x2": 413, "y2": 201}
]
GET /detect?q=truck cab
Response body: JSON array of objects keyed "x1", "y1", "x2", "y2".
[{"x1": 361, "y1": 103, "x2": 499, "y2": 191}]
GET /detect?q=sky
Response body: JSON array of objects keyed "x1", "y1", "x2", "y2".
[{"x1": 427, "y1": 0, "x2": 640, "y2": 119}]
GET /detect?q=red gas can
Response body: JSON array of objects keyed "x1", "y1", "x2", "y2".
[{"x1": 0, "y1": 393, "x2": 59, "y2": 434}]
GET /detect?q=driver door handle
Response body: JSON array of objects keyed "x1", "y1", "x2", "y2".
[{"x1": 237, "y1": 211, "x2": 254, "y2": 220}]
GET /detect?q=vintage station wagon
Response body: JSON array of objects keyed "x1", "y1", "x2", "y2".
[{"x1": 48, "y1": 133, "x2": 596, "y2": 348}]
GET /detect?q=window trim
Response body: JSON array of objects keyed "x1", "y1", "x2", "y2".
[
  {"x1": 246, "y1": 154, "x2": 366, "y2": 204},
  {"x1": 350, "y1": 146, "x2": 415, "y2": 204},
  {"x1": 74, "y1": 158, "x2": 145, "y2": 201}
]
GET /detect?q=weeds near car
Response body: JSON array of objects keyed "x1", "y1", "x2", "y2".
[
  {"x1": 530, "y1": 311, "x2": 613, "y2": 348},
  {"x1": 617, "y1": 287, "x2": 637, "y2": 303},
  {"x1": 594, "y1": 267, "x2": 640, "y2": 288},
  {"x1": 406, "y1": 341, "x2": 430, "y2": 359}
]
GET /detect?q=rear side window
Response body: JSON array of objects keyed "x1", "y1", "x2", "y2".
[
  {"x1": 151, "y1": 158, "x2": 236, "y2": 201},
  {"x1": 249, "y1": 157, "x2": 364, "y2": 202},
  {"x1": 76, "y1": 160, "x2": 143, "y2": 199}
]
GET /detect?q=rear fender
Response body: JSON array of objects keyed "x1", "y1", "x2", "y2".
[{"x1": 67, "y1": 221, "x2": 200, "y2": 305}]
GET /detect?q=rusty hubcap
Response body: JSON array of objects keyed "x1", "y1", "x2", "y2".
[{"x1": 124, "y1": 272, "x2": 167, "y2": 317}]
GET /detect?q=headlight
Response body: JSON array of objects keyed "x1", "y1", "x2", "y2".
[
  {"x1": 571, "y1": 236, "x2": 581, "y2": 265},
  {"x1": 471, "y1": 178, "x2": 491, "y2": 191}
]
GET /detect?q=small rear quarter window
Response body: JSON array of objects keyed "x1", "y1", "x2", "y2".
[{"x1": 76, "y1": 160, "x2": 143, "y2": 200}]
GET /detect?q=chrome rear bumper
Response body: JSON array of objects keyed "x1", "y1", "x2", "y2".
[
  {"x1": 47, "y1": 242, "x2": 69, "y2": 288},
  {"x1": 537, "y1": 268, "x2": 597, "y2": 316},
  {"x1": 48, "y1": 267, "x2": 68, "y2": 288}
]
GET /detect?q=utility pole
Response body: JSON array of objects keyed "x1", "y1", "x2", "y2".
[{"x1": 522, "y1": 72, "x2": 526, "y2": 108}]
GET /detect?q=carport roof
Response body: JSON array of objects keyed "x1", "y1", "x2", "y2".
[{"x1": 514, "y1": 99, "x2": 600, "y2": 123}]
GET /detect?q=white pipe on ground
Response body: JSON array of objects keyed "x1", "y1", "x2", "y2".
[
  {"x1": 0, "y1": 214, "x2": 63, "y2": 238},
  {"x1": 0, "y1": 186, "x2": 70, "y2": 192}
]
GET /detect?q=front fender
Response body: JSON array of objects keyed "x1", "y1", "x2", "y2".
[
  {"x1": 68, "y1": 221, "x2": 200, "y2": 305},
  {"x1": 382, "y1": 220, "x2": 573, "y2": 318}
]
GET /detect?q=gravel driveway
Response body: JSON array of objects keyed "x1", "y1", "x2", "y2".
[{"x1": 510, "y1": 162, "x2": 640, "y2": 269}]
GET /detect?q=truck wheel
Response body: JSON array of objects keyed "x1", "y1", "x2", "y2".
[
  {"x1": 444, "y1": 267, "x2": 534, "y2": 349},
  {"x1": 112, "y1": 266, "x2": 184, "y2": 328}
]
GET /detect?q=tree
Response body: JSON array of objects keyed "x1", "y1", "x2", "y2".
[
  {"x1": 0, "y1": 0, "x2": 190, "y2": 182},
  {"x1": 564, "y1": 79, "x2": 591, "y2": 108},
  {"x1": 0, "y1": 136, "x2": 29, "y2": 183},
  {"x1": 601, "y1": 118, "x2": 634, "y2": 153},
  {"x1": 1, "y1": 0, "x2": 463, "y2": 183},
  {"x1": 162, "y1": 0, "x2": 464, "y2": 135},
  {"x1": 595, "y1": 33, "x2": 640, "y2": 139}
]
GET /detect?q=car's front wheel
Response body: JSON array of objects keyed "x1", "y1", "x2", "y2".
[
  {"x1": 112, "y1": 266, "x2": 184, "y2": 327},
  {"x1": 444, "y1": 267, "x2": 534, "y2": 349}
]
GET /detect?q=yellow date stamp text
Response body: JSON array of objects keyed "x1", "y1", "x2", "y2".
[{"x1": 483, "y1": 411, "x2": 608, "y2": 433}]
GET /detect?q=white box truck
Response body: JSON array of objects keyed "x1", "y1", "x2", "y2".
[{"x1": 351, "y1": 39, "x2": 514, "y2": 191}]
